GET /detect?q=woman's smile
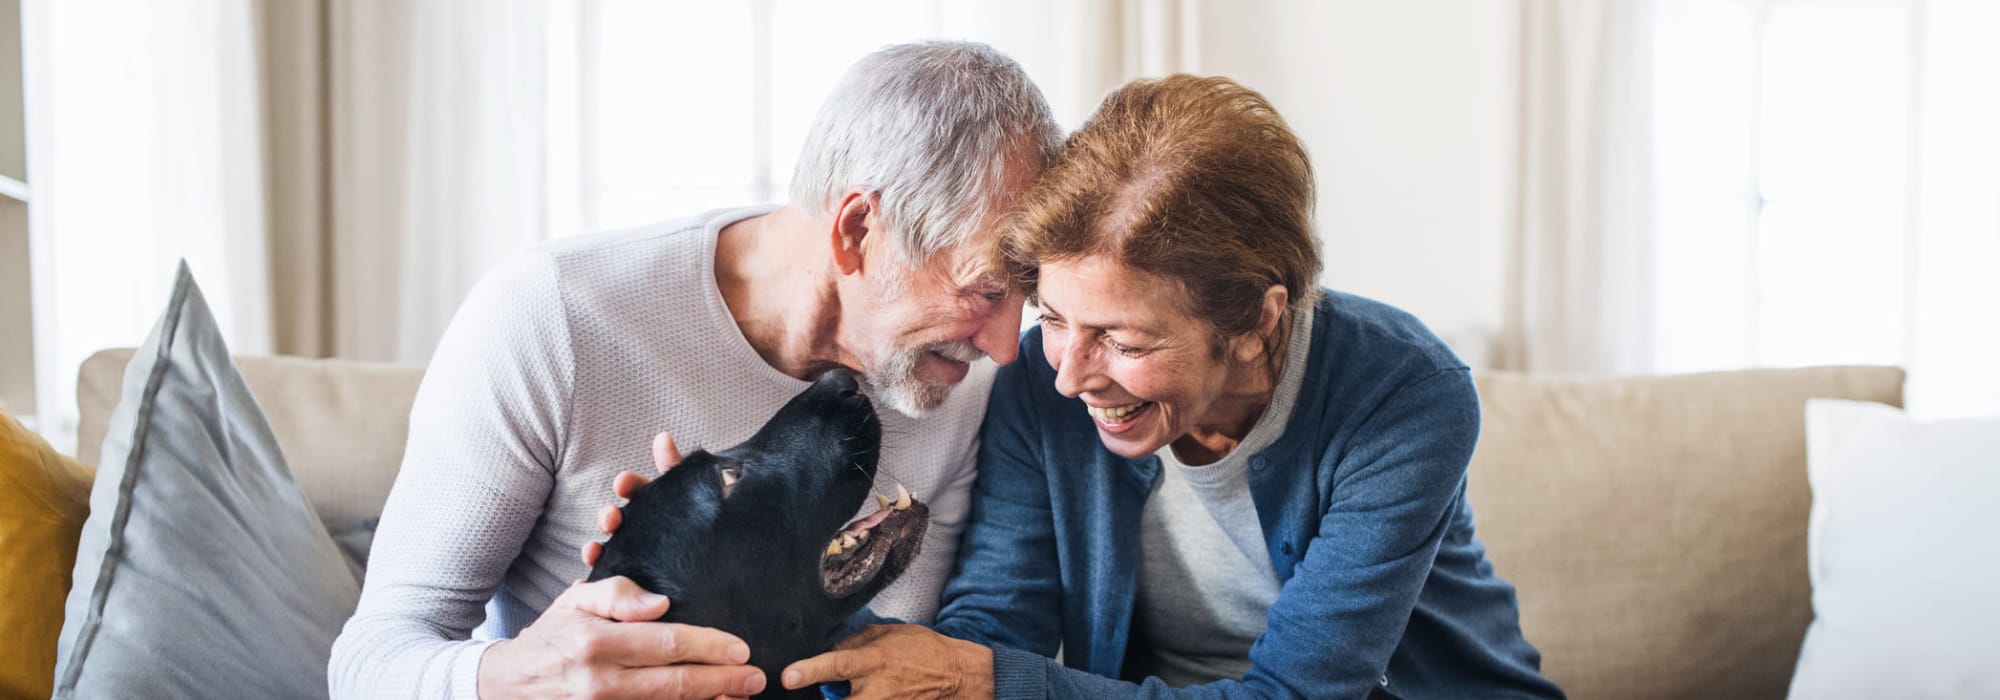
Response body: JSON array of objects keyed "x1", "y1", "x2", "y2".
[{"x1": 1085, "y1": 400, "x2": 1156, "y2": 432}]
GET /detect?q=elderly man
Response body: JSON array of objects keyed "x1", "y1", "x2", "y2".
[{"x1": 329, "y1": 41, "x2": 1062, "y2": 699}]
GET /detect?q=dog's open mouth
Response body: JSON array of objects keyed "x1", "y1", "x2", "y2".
[{"x1": 818, "y1": 485, "x2": 929, "y2": 598}]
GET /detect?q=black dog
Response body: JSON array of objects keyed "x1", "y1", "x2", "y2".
[{"x1": 587, "y1": 369, "x2": 929, "y2": 699}]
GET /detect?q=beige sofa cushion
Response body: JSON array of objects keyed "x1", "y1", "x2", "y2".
[
  {"x1": 1468, "y1": 366, "x2": 1904, "y2": 700},
  {"x1": 76, "y1": 349, "x2": 424, "y2": 528}
]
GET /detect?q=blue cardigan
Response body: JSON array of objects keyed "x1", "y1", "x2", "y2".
[{"x1": 927, "y1": 291, "x2": 1562, "y2": 699}]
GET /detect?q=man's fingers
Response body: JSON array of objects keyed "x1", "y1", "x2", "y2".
[
  {"x1": 615, "y1": 663, "x2": 765, "y2": 699},
  {"x1": 598, "y1": 504, "x2": 623, "y2": 535},
  {"x1": 580, "y1": 540, "x2": 603, "y2": 568},
  {"x1": 652, "y1": 432, "x2": 683, "y2": 474},
  {"x1": 593, "y1": 621, "x2": 752, "y2": 668},
  {"x1": 613, "y1": 471, "x2": 651, "y2": 501},
  {"x1": 783, "y1": 649, "x2": 871, "y2": 690},
  {"x1": 561, "y1": 576, "x2": 671, "y2": 622}
]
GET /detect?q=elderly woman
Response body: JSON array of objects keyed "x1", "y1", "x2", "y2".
[{"x1": 776, "y1": 75, "x2": 1563, "y2": 700}]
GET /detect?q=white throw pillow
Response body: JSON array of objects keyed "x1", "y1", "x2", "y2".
[{"x1": 1788, "y1": 399, "x2": 2000, "y2": 699}]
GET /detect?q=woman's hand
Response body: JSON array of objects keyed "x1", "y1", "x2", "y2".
[
  {"x1": 781, "y1": 625, "x2": 995, "y2": 699},
  {"x1": 581, "y1": 433, "x2": 680, "y2": 568}
]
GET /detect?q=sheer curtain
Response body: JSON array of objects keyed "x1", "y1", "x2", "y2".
[
  {"x1": 1499, "y1": 0, "x2": 1657, "y2": 374},
  {"x1": 26, "y1": 0, "x2": 554, "y2": 451},
  {"x1": 1507, "y1": 0, "x2": 2000, "y2": 417},
  {"x1": 1646, "y1": 0, "x2": 2000, "y2": 418},
  {"x1": 1900, "y1": 0, "x2": 2000, "y2": 419},
  {"x1": 553, "y1": 0, "x2": 1200, "y2": 236},
  {"x1": 328, "y1": 0, "x2": 549, "y2": 363},
  {"x1": 26, "y1": 0, "x2": 273, "y2": 452}
]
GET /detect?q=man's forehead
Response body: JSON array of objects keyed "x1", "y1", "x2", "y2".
[{"x1": 929, "y1": 234, "x2": 1004, "y2": 283}]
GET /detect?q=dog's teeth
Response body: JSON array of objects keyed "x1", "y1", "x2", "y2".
[
  {"x1": 826, "y1": 540, "x2": 843, "y2": 556},
  {"x1": 854, "y1": 530, "x2": 869, "y2": 542},
  {"x1": 894, "y1": 485, "x2": 912, "y2": 510},
  {"x1": 874, "y1": 493, "x2": 893, "y2": 509},
  {"x1": 841, "y1": 533, "x2": 859, "y2": 548}
]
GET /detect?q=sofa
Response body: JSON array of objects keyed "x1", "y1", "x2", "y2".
[{"x1": 71, "y1": 349, "x2": 1904, "y2": 699}]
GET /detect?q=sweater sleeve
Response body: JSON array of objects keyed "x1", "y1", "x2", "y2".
[
  {"x1": 327, "y1": 251, "x2": 576, "y2": 699},
  {"x1": 930, "y1": 356, "x2": 1065, "y2": 657},
  {"x1": 988, "y1": 368, "x2": 1483, "y2": 700}
]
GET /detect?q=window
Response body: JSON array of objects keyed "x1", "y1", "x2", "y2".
[
  {"x1": 1652, "y1": 0, "x2": 1917, "y2": 373},
  {"x1": 547, "y1": 0, "x2": 1076, "y2": 236},
  {"x1": 1650, "y1": 0, "x2": 2000, "y2": 416}
]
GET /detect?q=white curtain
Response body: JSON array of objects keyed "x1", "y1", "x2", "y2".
[
  {"x1": 1505, "y1": 0, "x2": 2000, "y2": 417},
  {"x1": 951, "y1": 0, "x2": 1203, "y2": 128},
  {"x1": 1498, "y1": 0, "x2": 1657, "y2": 374},
  {"x1": 26, "y1": 0, "x2": 552, "y2": 451},
  {"x1": 329, "y1": 0, "x2": 549, "y2": 363},
  {"x1": 26, "y1": 0, "x2": 273, "y2": 452},
  {"x1": 1901, "y1": 0, "x2": 2000, "y2": 418}
]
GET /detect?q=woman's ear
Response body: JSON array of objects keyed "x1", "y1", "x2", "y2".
[
  {"x1": 830, "y1": 190, "x2": 874, "y2": 275},
  {"x1": 1232, "y1": 285, "x2": 1291, "y2": 364}
]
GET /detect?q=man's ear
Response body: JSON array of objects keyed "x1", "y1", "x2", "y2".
[{"x1": 830, "y1": 190, "x2": 875, "y2": 275}]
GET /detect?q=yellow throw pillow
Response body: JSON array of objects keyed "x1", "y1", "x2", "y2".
[{"x1": 0, "y1": 409, "x2": 94, "y2": 698}]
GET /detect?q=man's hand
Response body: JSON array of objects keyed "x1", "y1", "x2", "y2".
[
  {"x1": 780, "y1": 625, "x2": 994, "y2": 699},
  {"x1": 475, "y1": 576, "x2": 765, "y2": 699},
  {"x1": 581, "y1": 433, "x2": 679, "y2": 568}
]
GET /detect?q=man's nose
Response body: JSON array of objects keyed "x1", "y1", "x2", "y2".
[{"x1": 971, "y1": 300, "x2": 1024, "y2": 365}]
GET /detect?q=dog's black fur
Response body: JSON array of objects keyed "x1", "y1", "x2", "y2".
[{"x1": 587, "y1": 369, "x2": 928, "y2": 699}]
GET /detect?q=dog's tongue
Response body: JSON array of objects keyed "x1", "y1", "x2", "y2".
[
  {"x1": 838, "y1": 485, "x2": 920, "y2": 536},
  {"x1": 841, "y1": 506, "x2": 896, "y2": 536}
]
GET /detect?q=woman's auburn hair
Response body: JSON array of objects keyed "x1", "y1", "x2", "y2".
[{"x1": 999, "y1": 73, "x2": 1323, "y2": 344}]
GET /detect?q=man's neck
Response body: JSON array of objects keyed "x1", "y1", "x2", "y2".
[{"x1": 713, "y1": 206, "x2": 851, "y2": 380}]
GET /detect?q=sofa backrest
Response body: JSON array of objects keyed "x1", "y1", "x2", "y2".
[
  {"x1": 1468, "y1": 366, "x2": 1903, "y2": 700},
  {"x1": 77, "y1": 349, "x2": 424, "y2": 529},
  {"x1": 73, "y1": 349, "x2": 1904, "y2": 699}
]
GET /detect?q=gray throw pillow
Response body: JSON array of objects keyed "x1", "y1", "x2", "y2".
[
  {"x1": 327, "y1": 516, "x2": 381, "y2": 575},
  {"x1": 53, "y1": 262, "x2": 361, "y2": 699}
]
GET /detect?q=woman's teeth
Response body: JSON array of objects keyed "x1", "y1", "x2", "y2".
[{"x1": 1087, "y1": 402, "x2": 1150, "y2": 424}]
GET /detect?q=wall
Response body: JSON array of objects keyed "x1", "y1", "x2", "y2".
[
  {"x1": 1198, "y1": 0, "x2": 1515, "y2": 365},
  {"x1": 0, "y1": 0, "x2": 32, "y2": 417}
]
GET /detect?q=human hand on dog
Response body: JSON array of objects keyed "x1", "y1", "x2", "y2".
[
  {"x1": 476, "y1": 575, "x2": 765, "y2": 699},
  {"x1": 780, "y1": 624, "x2": 995, "y2": 699},
  {"x1": 581, "y1": 432, "x2": 679, "y2": 568}
]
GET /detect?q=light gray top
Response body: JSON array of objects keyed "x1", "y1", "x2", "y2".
[
  {"x1": 1129, "y1": 307, "x2": 1315, "y2": 687},
  {"x1": 329, "y1": 207, "x2": 994, "y2": 699}
]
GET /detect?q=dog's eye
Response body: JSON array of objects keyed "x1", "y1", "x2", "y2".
[{"x1": 718, "y1": 465, "x2": 743, "y2": 493}]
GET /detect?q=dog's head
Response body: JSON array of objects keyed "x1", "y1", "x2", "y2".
[{"x1": 588, "y1": 368, "x2": 929, "y2": 658}]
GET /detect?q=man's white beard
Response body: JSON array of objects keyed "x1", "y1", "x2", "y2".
[{"x1": 863, "y1": 340, "x2": 985, "y2": 418}]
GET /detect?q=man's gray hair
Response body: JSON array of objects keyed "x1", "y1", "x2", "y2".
[{"x1": 790, "y1": 41, "x2": 1064, "y2": 265}]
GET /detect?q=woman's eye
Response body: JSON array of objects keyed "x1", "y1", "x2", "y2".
[{"x1": 1106, "y1": 338, "x2": 1145, "y2": 356}]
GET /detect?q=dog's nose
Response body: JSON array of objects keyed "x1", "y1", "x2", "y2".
[{"x1": 815, "y1": 368, "x2": 861, "y2": 398}]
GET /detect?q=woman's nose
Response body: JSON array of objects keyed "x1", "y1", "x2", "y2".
[{"x1": 1050, "y1": 337, "x2": 1100, "y2": 398}]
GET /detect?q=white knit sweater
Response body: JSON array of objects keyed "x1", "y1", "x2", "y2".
[{"x1": 328, "y1": 206, "x2": 993, "y2": 699}]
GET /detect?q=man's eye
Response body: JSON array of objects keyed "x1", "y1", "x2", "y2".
[{"x1": 981, "y1": 291, "x2": 1006, "y2": 303}]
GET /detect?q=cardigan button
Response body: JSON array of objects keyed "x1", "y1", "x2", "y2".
[
  {"x1": 1281, "y1": 543, "x2": 1293, "y2": 555},
  {"x1": 1250, "y1": 455, "x2": 1267, "y2": 471}
]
